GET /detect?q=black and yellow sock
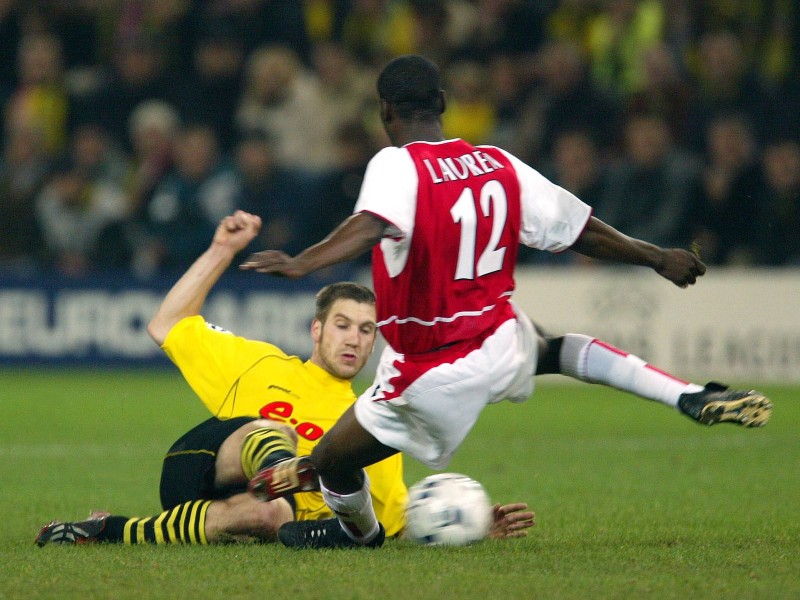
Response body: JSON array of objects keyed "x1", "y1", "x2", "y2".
[
  {"x1": 98, "y1": 500, "x2": 212, "y2": 544},
  {"x1": 240, "y1": 427, "x2": 296, "y2": 479}
]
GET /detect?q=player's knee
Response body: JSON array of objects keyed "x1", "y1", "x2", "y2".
[
  {"x1": 245, "y1": 419, "x2": 298, "y2": 446},
  {"x1": 535, "y1": 335, "x2": 564, "y2": 375},
  {"x1": 216, "y1": 420, "x2": 298, "y2": 486}
]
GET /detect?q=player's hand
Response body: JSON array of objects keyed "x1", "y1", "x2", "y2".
[
  {"x1": 213, "y1": 210, "x2": 262, "y2": 252},
  {"x1": 487, "y1": 502, "x2": 536, "y2": 539},
  {"x1": 655, "y1": 248, "x2": 706, "y2": 288},
  {"x1": 240, "y1": 250, "x2": 307, "y2": 278}
]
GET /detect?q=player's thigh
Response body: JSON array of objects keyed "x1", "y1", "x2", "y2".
[{"x1": 159, "y1": 416, "x2": 255, "y2": 509}]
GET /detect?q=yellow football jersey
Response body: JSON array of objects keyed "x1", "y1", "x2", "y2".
[{"x1": 162, "y1": 315, "x2": 407, "y2": 536}]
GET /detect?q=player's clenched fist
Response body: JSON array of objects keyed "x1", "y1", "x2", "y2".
[
  {"x1": 655, "y1": 248, "x2": 707, "y2": 288},
  {"x1": 213, "y1": 210, "x2": 262, "y2": 251}
]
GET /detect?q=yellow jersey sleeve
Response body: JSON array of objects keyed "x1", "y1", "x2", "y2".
[{"x1": 162, "y1": 315, "x2": 291, "y2": 417}]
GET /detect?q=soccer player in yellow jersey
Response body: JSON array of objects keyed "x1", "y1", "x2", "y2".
[{"x1": 36, "y1": 210, "x2": 534, "y2": 546}]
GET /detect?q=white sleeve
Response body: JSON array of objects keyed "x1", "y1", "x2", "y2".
[
  {"x1": 498, "y1": 149, "x2": 592, "y2": 252},
  {"x1": 353, "y1": 147, "x2": 418, "y2": 238}
]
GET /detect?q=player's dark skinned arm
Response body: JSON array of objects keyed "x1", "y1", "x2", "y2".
[
  {"x1": 240, "y1": 213, "x2": 388, "y2": 278},
  {"x1": 570, "y1": 216, "x2": 706, "y2": 288}
]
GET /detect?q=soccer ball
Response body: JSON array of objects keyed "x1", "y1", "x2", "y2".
[{"x1": 404, "y1": 473, "x2": 492, "y2": 546}]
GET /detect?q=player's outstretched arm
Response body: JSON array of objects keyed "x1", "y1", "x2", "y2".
[
  {"x1": 570, "y1": 216, "x2": 706, "y2": 288},
  {"x1": 147, "y1": 211, "x2": 262, "y2": 345},
  {"x1": 240, "y1": 212, "x2": 387, "y2": 278}
]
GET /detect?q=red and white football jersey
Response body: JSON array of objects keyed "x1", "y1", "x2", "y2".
[{"x1": 354, "y1": 139, "x2": 591, "y2": 355}]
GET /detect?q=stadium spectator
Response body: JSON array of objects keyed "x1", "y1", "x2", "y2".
[
  {"x1": 312, "y1": 40, "x2": 374, "y2": 116},
  {"x1": 124, "y1": 100, "x2": 180, "y2": 220},
  {"x1": 520, "y1": 128, "x2": 608, "y2": 266},
  {"x1": 0, "y1": 0, "x2": 22, "y2": 114},
  {"x1": 20, "y1": 1, "x2": 98, "y2": 73},
  {"x1": 301, "y1": 0, "x2": 352, "y2": 45},
  {"x1": 241, "y1": 55, "x2": 771, "y2": 550},
  {"x1": 452, "y1": 0, "x2": 550, "y2": 60},
  {"x1": 35, "y1": 211, "x2": 534, "y2": 546},
  {"x1": 308, "y1": 40, "x2": 376, "y2": 166},
  {"x1": 89, "y1": 100, "x2": 182, "y2": 276},
  {"x1": 549, "y1": 129, "x2": 607, "y2": 210},
  {"x1": 195, "y1": 0, "x2": 312, "y2": 62},
  {"x1": 691, "y1": 113, "x2": 762, "y2": 266},
  {"x1": 310, "y1": 120, "x2": 377, "y2": 262},
  {"x1": 690, "y1": 0, "x2": 796, "y2": 88},
  {"x1": 34, "y1": 158, "x2": 128, "y2": 277},
  {"x1": 484, "y1": 53, "x2": 530, "y2": 154},
  {"x1": 5, "y1": 32, "x2": 70, "y2": 158},
  {"x1": 753, "y1": 139, "x2": 800, "y2": 266},
  {"x1": 70, "y1": 122, "x2": 129, "y2": 187},
  {"x1": 0, "y1": 120, "x2": 51, "y2": 273},
  {"x1": 624, "y1": 42, "x2": 693, "y2": 147},
  {"x1": 585, "y1": 0, "x2": 665, "y2": 97},
  {"x1": 143, "y1": 124, "x2": 239, "y2": 274},
  {"x1": 236, "y1": 45, "x2": 333, "y2": 171},
  {"x1": 515, "y1": 39, "x2": 622, "y2": 164},
  {"x1": 545, "y1": 0, "x2": 600, "y2": 50},
  {"x1": 71, "y1": 32, "x2": 172, "y2": 152},
  {"x1": 232, "y1": 129, "x2": 322, "y2": 257},
  {"x1": 404, "y1": 0, "x2": 477, "y2": 66},
  {"x1": 596, "y1": 112, "x2": 700, "y2": 249},
  {"x1": 168, "y1": 22, "x2": 247, "y2": 152},
  {"x1": 0, "y1": 2, "x2": 796, "y2": 272},
  {"x1": 441, "y1": 59, "x2": 496, "y2": 144},
  {"x1": 102, "y1": 0, "x2": 194, "y2": 73},
  {"x1": 337, "y1": 0, "x2": 416, "y2": 65},
  {"x1": 685, "y1": 30, "x2": 781, "y2": 152}
]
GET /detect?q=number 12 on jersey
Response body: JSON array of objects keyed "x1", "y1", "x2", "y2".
[{"x1": 450, "y1": 180, "x2": 508, "y2": 280}]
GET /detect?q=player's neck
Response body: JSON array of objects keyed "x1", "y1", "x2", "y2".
[{"x1": 392, "y1": 121, "x2": 445, "y2": 147}]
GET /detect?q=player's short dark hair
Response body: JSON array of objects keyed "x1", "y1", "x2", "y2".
[
  {"x1": 377, "y1": 54, "x2": 444, "y2": 120},
  {"x1": 315, "y1": 282, "x2": 376, "y2": 322}
]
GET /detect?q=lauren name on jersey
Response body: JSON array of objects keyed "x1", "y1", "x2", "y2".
[{"x1": 422, "y1": 150, "x2": 506, "y2": 184}]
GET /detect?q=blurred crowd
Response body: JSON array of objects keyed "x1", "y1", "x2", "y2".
[{"x1": 1, "y1": 0, "x2": 799, "y2": 279}]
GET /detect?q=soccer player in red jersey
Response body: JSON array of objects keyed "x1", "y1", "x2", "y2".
[{"x1": 241, "y1": 55, "x2": 772, "y2": 549}]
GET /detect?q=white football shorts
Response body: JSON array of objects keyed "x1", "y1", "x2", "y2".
[{"x1": 354, "y1": 302, "x2": 538, "y2": 469}]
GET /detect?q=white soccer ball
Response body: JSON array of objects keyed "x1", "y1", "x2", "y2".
[{"x1": 405, "y1": 473, "x2": 492, "y2": 546}]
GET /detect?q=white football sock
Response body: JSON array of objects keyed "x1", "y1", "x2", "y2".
[
  {"x1": 321, "y1": 473, "x2": 380, "y2": 543},
  {"x1": 559, "y1": 333, "x2": 703, "y2": 407}
]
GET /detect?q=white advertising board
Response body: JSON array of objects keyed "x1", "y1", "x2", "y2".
[{"x1": 513, "y1": 267, "x2": 800, "y2": 384}]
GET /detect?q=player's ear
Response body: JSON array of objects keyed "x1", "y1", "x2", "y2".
[
  {"x1": 380, "y1": 98, "x2": 392, "y2": 123},
  {"x1": 438, "y1": 90, "x2": 446, "y2": 114},
  {"x1": 311, "y1": 318, "x2": 322, "y2": 343}
]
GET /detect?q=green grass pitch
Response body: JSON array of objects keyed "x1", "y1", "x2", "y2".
[{"x1": 1, "y1": 369, "x2": 798, "y2": 599}]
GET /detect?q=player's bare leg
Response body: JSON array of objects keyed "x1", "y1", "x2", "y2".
[{"x1": 203, "y1": 493, "x2": 293, "y2": 543}]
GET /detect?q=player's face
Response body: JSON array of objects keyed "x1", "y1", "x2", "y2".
[{"x1": 311, "y1": 299, "x2": 377, "y2": 380}]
